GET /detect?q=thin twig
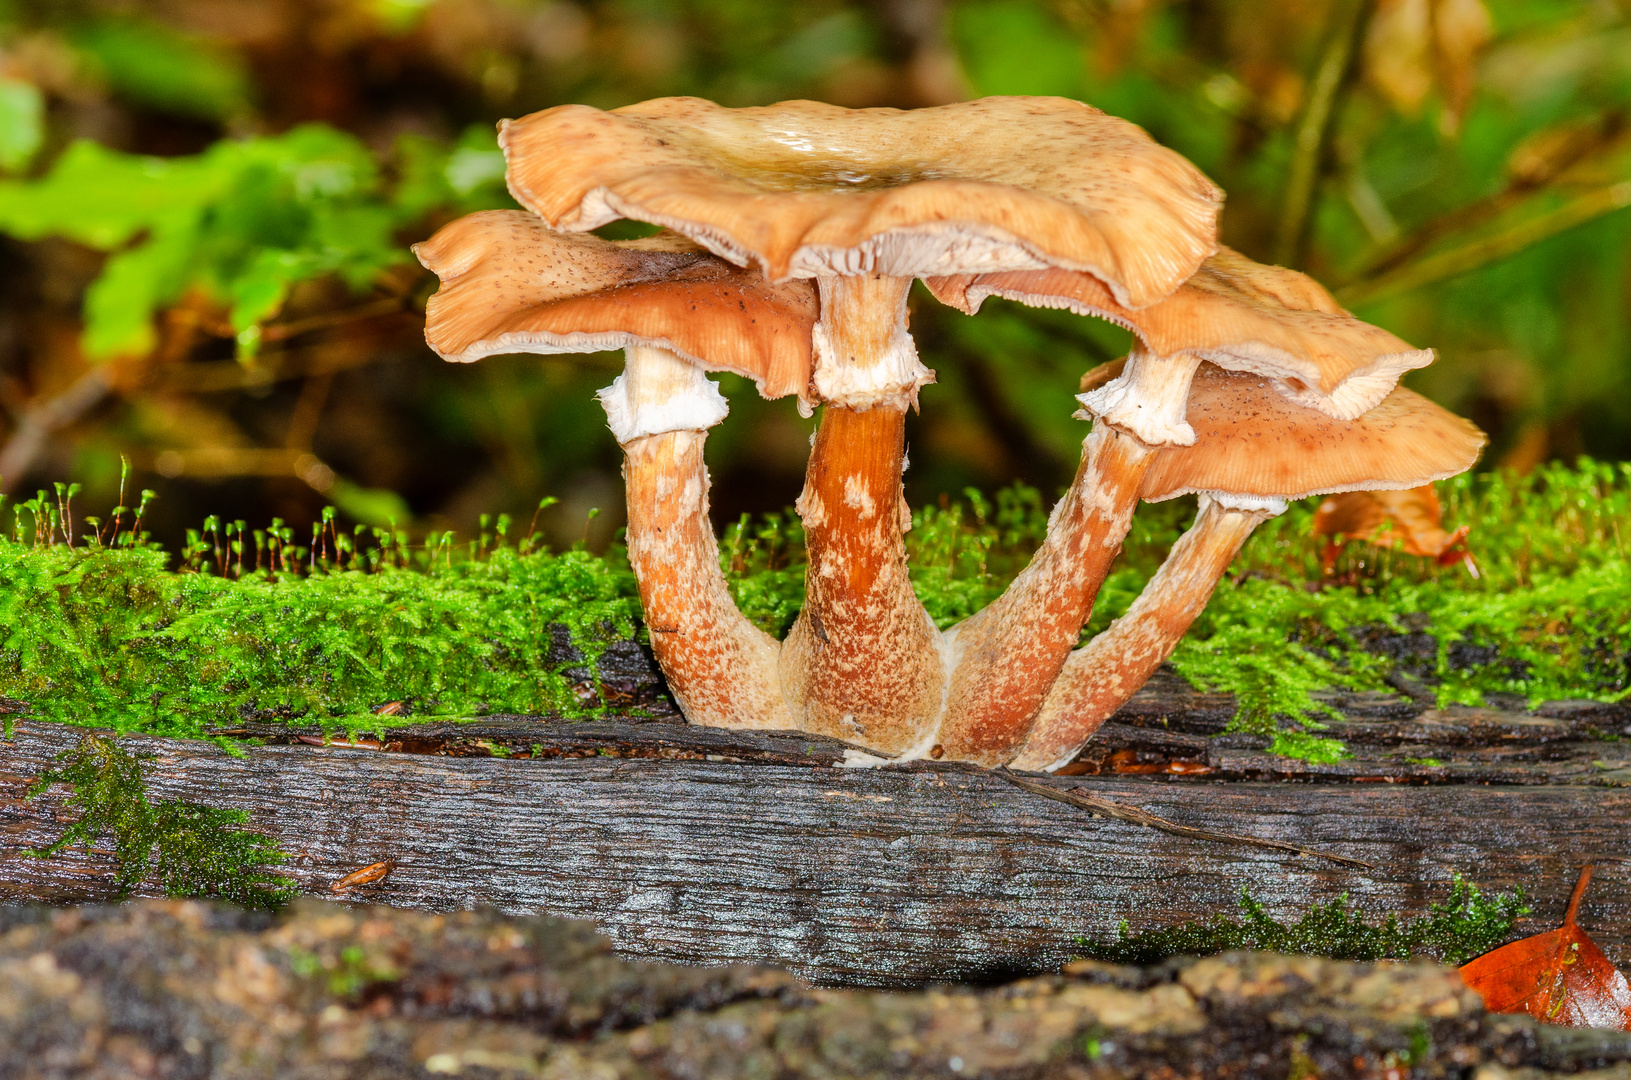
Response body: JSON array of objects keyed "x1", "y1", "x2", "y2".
[
  {"x1": 0, "y1": 368, "x2": 114, "y2": 496},
  {"x1": 1274, "y1": 0, "x2": 1371, "y2": 267},
  {"x1": 259, "y1": 297, "x2": 411, "y2": 343},
  {"x1": 1350, "y1": 119, "x2": 1628, "y2": 279},
  {"x1": 993, "y1": 769, "x2": 1374, "y2": 870},
  {"x1": 1337, "y1": 180, "x2": 1631, "y2": 308}
]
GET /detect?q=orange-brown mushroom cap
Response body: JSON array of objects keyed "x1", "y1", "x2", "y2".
[
  {"x1": 498, "y1": 96, "x2": 1223, "y2": 309},
  {"x1": 927, "y1": 246, "x2": 1432, "y2": 420},
  {"x1": 412, "y1": 210, "x2": 818, "y2": 402},
  {"x1": 1097, "y1": 361, "x2": 1487, "y2": 502}
]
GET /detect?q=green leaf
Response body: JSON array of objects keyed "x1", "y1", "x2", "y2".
[
  {"x1": 0, "y1": 140, "x2": 227, "y2": 248},
  {"x1": 0, "y1": 76, "x2": 44, "y2": 172},
  {"x1": 73, "y1": 18, "x2": 252, "y2": 121},
  {"x1": 226, "y1": 251, "x2": 301, "y2": 335},
  {"x1": 445, "y1": 145, "x2": 506, "y2": 197},
  {"x1": 0, "y1": 122, "x2": 430, "y2": 357},
  {"x1": 82, "y1": 215, "x2": 202, "y2": 358},
  {"x1": 326, "y1": 478, "x2": 412, "y2": 528},
  {"x1": 950, "y1": 0, "x2": 1084, "y2": 98}
]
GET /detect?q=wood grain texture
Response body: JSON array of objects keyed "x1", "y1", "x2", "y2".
[{"x1": 6, "y1": 709, "x2": 1631, "y2": 989}]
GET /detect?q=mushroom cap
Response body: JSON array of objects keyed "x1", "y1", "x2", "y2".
[
  {"x1": 1079, "y1": 359, "x2": 1486, "y2": 502},
  {"x1": 929, "y1": 246, "x2": 1432, "y2": 419},
  {"x1": 413, "y1": 210, "x2": 817, "y2": 402},
  {"x1": 499, "y1": 95, "x2": 1223, "y2": 309}
]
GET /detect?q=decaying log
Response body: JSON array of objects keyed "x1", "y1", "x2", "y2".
[
  {"x1": 10, "y1": 898, "x2": 1631, "y2": 1080},
  {"x1": 5, "y1": 667, "x2": 1631, "y2": 988}
]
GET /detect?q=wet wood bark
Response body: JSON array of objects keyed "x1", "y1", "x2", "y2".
[{"x1": 4, "y1": 667, "x2": 1631, "y2": 988}]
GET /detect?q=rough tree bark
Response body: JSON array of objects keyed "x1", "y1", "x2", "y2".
[
  {"x1": 3, "y1": 668, "x2": 1630, "y2": 989},
  {"x1": 8, "y1": 898, "x2": 1631, "y2": 1080}
]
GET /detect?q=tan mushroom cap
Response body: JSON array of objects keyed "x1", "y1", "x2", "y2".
[
  {"x1": 499, "y1": 96, "x2": 1223, "y2": 309},
  {"x1": 413, "y1": 210, "x2": 818, "y2": 402},
  {"x1": 1079, "y1": 359, "x2": 1485, "y2": 502},
  {"x1": 928, "y1": 246, "x2": 1432, "y2": 420}
]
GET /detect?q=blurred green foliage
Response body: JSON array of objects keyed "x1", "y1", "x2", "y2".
[
  {"x1": 0, "y1": 124, "x2": 507, "y2": 358},
  {"x1": 0, "y1": 0, "x2": 1627, "y2": 549},
  {"x1": 0, "y1": 73, "x2": 41, "y2": 169},
  {"x1": 70, "y1": 17, "x2": 253, "y2": 121}
]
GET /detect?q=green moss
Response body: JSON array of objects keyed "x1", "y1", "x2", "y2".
[
  {"x1": 1075, "y1": 878, "x2": 1528, "y2": 968},
  {"x1": 1, "y1": 495, "x2": 644, "y2": 738},
  {"x1": 287, "y1": 943, "x2": 399, "y2": 998},
  {"x1": 4, "y1": 461, "x2": 1629, "y2": 760},
  {"x1": 24, "y1": 732, "x2": 294, "y2": 909}
]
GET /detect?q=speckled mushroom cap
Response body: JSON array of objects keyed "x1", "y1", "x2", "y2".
[
  {"x1": 1079, "y1": 359, "x2": 1486, "y2": 502},
  {"x1": 498, "y1": 96, "x2": 1224, "y2": 309},
  {"x1": 927, "y1": 246, "x2": 1432, "y2": 420},
  {"x1": 413, "y1": 210, "x2": 818, "y2": 402}
]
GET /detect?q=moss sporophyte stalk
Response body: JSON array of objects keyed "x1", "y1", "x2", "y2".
[{"x1": 2, "y1": 460, "x2": 1629, "y2": 757}]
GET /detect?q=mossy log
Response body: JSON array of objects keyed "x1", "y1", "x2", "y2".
[
  {"x1": 3, "y1": 672, "x2": 1631, "y2": 989},
  {"x1": 8, "y1": 898, "x2": 1631, "y2": 1080}
]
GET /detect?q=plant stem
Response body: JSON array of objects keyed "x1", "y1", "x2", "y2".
[
  {"x1": 1337, "y1": 181, "x2": 1631, "y2": 308},
  {"x1": 1274, "y1": 0, "x2": 1370, "y2": 267}
]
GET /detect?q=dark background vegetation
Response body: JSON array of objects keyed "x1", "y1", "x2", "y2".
[{"x1": 0, "y1": 0, "x2": 1628, "y2": 551}]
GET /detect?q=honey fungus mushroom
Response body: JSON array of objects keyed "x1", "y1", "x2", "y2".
[
  {"x1": 498, "y1": 95, "x2": 1225, "y2": 756},
  {"x1": 927, "y1": 246, "x2": 1432, "y2": 445},
  {"x1": 921, "y1": 248, "x2": 1437, "y2": 765},
  {"x1": 1007, "y1": 361, "x2": 1487, "y2": 773},
  {"x1": 413, "y1": 210, "x2": 817, "y2": 731}
]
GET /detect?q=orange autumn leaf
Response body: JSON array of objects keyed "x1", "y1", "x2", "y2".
[
  {"x1": 1312, "y1": 484, "x2": 1475, "y2": 575},
  {"x1": 1459, "y1": 867, "x2": 1631, "y2": 1030}
]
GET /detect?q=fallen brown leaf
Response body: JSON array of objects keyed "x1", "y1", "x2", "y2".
[
  {"x1": 1459, "y1": 866, "x2": 1631, "y2": 1030},
  {"x1": 1313, "y1": 484, "x2": 1476, "y2": 576}
]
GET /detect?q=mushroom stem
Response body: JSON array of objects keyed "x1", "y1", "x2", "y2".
[
  {"x1": 779, "y1": 274, "x2": 943, "y2": 755},
  {"x1": 932, "y1": 425, "x2": 1153, "y2": 765},
  {"x1": 1076, "y1": 349, "x2": 1203, "y2": 447},
  {"x1": 1007, "y1": 494, "x2": 1278, "y2": 773},
  {"x1": 608, "y1": 346, "x2": 792, "y2": 729}
]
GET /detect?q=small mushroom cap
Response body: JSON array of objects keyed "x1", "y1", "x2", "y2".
[
  {"x1": 1081, "y1": 359, "x2": 1486, "y2": 502},
  {"x1": 930, "y1": 246, "x2": 1432, "y2": 420},
  {"x1": 499, "y1": 95, "x2": 1223, "y2": 309},
  {"x1": 413, "y1": 210, "x2": 817, "y2": 402}
]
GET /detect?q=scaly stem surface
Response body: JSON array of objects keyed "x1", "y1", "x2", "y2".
[
  {"x1": 779, "y1": 275, "x2": 942, "y2": 754},
  {"x1": 933, "y1": 426, "x2": 1152, "y2": 765},
  {"x1": 1008, "y1": 497, "x2": 1269, "y2": 772},
  {"x1": 617, "y1": 348, "x2": 791, "y2": 729}
]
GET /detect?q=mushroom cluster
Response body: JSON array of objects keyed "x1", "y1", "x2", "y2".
[{"x1": 415, "y1": 95, "x2": 1486, "y2": 772}]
